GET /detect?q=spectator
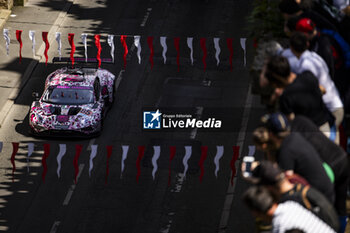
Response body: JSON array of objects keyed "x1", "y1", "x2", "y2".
[
  {"x1": 288, "y1": 17, "x2": 337, "y2": 79},
  {"x1": 294, "y1": 17, "x2": 350, "y2": 100},
  {"x1": 245, "y1": 160, "x2": 340, "y2": 231},
  {"x1": 266, "y1": 113, "x2": 350, "y2": 232},
  {"x1": 289, "y1": 32, "x2": 344, "y2": 143},
  {"x1": 242, "y1": 185, "x2": 336, "y2": 233},
  {"x1": 252, "y1": 122, "x2": 335, "y2": 203},
  {"x1": 263, "y1": 55, "x2": 331, "y2": 134},
  {"x1": 279, "y1": 0, "x2": 338, "y2": 31}
]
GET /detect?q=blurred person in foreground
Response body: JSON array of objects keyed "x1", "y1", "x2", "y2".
[
  {"x1": 241, "y1": 160, "x2": 339, "y2": 231},
  {"x1": 289, "y1": 31, "x2": 344, "y2": 144},
  {"x1": 252, "y1": 115, "x2": 335, "y2": 203},
  {"x1": 261, "y1": 112, "x2": 349, "y2": 232},
  {"x1": 242, "y1": 185, "x2": 336, "y2": 233},
  {"x1": 262, "y1": 55, "x2": 332, "y2": 136}
]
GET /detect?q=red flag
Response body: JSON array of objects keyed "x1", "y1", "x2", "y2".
[
  {"x1": 199, "y1": 146, "x2": 208, "y2": 183},
  {"x1": 42, "y1": 144, "x2": 50, "y2": 183},
  {"x1": 226, "y1": 38, "x2": 233, "y2": 71},
  {"x1": 168, "y1": 146, "x2": 176, "y2": 186},
  {"x1": 174, "y1": 37, "x2": 180, "y2": 72},
  {"x1": 105, "y1": 145, "x2": 113, "y2": 184},
  {"x1": 68, "y1": 33, "x2": 76, "y2": 68},
  {"x1": 136, "y1": 146, "x2": 145, "y2": 183},
  {"x1": 120, "y1": 35, "x2": 128, "y2": 69},
  {"x1": 200, "y1": 38, "x2": 207, "y2": 71},
  {"x1": 230, "y1": 146, "x2": 240, "y2": 186},
  {"x1": 11, "y1": 142, "x2": 19, "y2": 182},
  {"x1": 73, "y1": 144, "x2": 83, "y2": 184},
  {"x1": 15, "y1": 30, "x2": 23, "y2": 64},
  {"x1": 94, "y1": 35, "x2": 102, "y2": 68},
  {"x1": 42, "y1": 32, "x2": 50, "y2": 66},
  {"x1": 147, "y1": 36, "x2": 154, "y2": 70}
]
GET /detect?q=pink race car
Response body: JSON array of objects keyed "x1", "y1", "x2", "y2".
[{"x1": 29, "y1": 67, "x2": 115, "y2": 137}]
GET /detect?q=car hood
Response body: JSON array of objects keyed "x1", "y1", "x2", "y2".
[{"x1": 29, "y1": 102, "x2": 103, "y2": 131}]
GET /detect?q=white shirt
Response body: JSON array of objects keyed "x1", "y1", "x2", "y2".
[
  {"x1": 333, "y1": 0, "x2": 349, "y2": 10},
  {"x1": 273, "y1": 201, "x2": 336, "y2": 233},
  {"x1": 281, "y1": 48, "x2": 299, "y2": 74},
  {"x1": 297, "y1": 50, "x2": 343, "y2": 112}
]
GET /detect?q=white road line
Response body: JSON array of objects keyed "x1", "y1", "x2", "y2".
[
  {"x1": 140, "y1": 8, "x2": 152, "y2": 27},
  {"x1": 62, "y1": 164, "x2": 85, "y2": 206},
  {"x1": 115, "y1": 70, "x2": 124, "y2": 92},
  {"x1": 161, "y1": 98, "x2": 206, "y2": 232},
  {"x1": 218, "y1": 83, "x2": 253, "y2": 233},
  {"x1": 49, "y1": 221, "x2": 61, "y2": 233},
  {"x1": 87, "y1": 139, "x2": 96, "y2": 151},
  {"x1": 62, "y1": 189, "x2": 74, "y2": 206}
]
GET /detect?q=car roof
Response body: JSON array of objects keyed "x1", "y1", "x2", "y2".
[{"x1": 46, "y1": 67, "x2": 100, "y2": 88}]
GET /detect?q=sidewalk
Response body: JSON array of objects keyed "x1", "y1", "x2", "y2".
[
  {"x1": 0, "y1": 0, "x2": 72, "y2": 127},
  {"x1": 0, "y1": 9, "x2": 11, "y2": 30}
]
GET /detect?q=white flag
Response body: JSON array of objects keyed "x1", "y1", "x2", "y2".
[
  {"x1": 121, "y1": 145, "x2": 129, "y2": 178},
  {"x1": 248, "y1": 145, "x2": 255, "y2": 156},
  {"x1": 214, "y1": 146, "x2": 224, "y2": 178},
  {"x1": 214, "y1": 38, "x2": 221, "y2": 66},
  {"x1": 56, "y1": 144, "x2": 67, "y2": 178},
  {"x1": 160, "y1": 37, "x2": 167, "y2": 64},
  {"x1": 183, "y1": 146, "x2": 192, "y2": 178},
  {"x1": 3, "y1": 29, "x2": 10, "y2": 56},
  {"x1": 187, "y1": 37, "x2": 194, "y2": 65},
  {"x1": 134, "y1": 36, "x2": 141, "y2": 64},
  {"x1": 107, "y1": 35, "x2": 115, "y2": 62},
  {"x1": 27, "y1": 143, "x2": 35, "y2": 172},
  {"x1": 88, "y1": 145, "x2": 98, "y2": 177},
  {"x1": 55, "y1": 32, "x2": 62, "y2": 60},
  {"x1": 29, "y1": 31, "x2": 36, "y2": 58},
  {"x1": 81, "y1": 33, "x2": 88, "y2": 62},
  {"x1": 240, "y1": 38, "x2": 247, "y2": 66},
  {"x1": 151, "y1": 146, "x2": 161, "y2": 180}
]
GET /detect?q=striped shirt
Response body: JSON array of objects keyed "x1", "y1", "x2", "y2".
[{"x1": 273, "y1": 201, "x2": 336, "y2": 233}]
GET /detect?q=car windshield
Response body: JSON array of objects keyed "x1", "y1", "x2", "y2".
[{"x1": 42, "y1": 86, "x2": 95, "y2": 105}]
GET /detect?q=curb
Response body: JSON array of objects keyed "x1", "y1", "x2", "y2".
[{"x1": 0, "y1": 9, "x2": 11, "y2": 29}]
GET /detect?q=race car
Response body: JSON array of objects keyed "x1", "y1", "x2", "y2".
[{"x1": 29, "y1": 66, "x2": 115, "y2": 137}]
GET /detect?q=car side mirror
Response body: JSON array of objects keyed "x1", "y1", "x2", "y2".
[{"x1": 32, "y1": 92, "x2": 39, "y2": 101}]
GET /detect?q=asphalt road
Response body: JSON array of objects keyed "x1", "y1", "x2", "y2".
[{"x1": 0, "y1": 0, "x2": 265, "y2": 232}]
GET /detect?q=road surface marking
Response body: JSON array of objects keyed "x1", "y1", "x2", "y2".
[
  {"x1": 49, "y1": 221, "x2": 61, "y2": 233},
  {"x1": 63, "y1": 164, "x2": 84, "y2": 206},
  {"x1": 87, "y1": 139, "x2": 96, "y2": 151},
  {"x1": 218, "y1": 84, "x2": 253, "y2": 233},
  {"x1": 140, "y1": 8, "x2": 152, "y2": 27}
]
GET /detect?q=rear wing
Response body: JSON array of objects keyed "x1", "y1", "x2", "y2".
[{"x1": 52, "y1": 57, "x2": 114, "y2": 66}]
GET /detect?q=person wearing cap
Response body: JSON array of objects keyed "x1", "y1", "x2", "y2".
[
  {"x1": 252, "y1": 113, "x2": 335, "y2": 203},
  {"x1": 294, "y1": 17, "x2": 337, "y2": 78},
  {"x1": 289, "y1": 31, "x2": 344, "y2": 143},
  {"x1": 290, "y1": 17, "x2": 350, "y2": 102},
  {"x1": 278, "y1": 0, "x2": 338, "y2": 31},
  {"x1": 242, "y1": 185, "x2": 337, "y2": 233},
  {"x1": 262, "y1": 55, "x2": 331, "y2": 134},
  {"x1": 244, "y1": 160, "x2": 340, "y2": 231}
]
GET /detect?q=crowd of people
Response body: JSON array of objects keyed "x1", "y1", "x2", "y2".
[{"x1": 242, "y1": 0, "x2": 350, "y2": 232}]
